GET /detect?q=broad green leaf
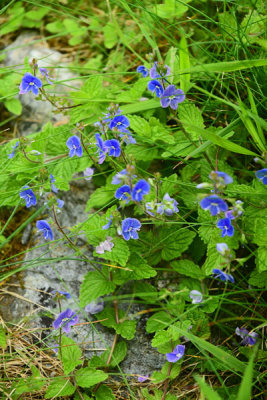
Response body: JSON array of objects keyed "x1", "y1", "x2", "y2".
[
  {"x1": 97, "y1": 307, "x2": 136, "y2": 340},
  {"x1": 79, "y1": 271, "x2": 116, "y2": 307},
  {"x1": 146, "y1": 311, "x2": 173, "y2": 333},
  {"x1": 248, "y1": 270, "x2": 267, "y2": 288},
  {"x1": 179, "y1": 36, "x2": 190, "y2": 93},
  {"x1": 154, "y1": 0, "x2": 188, "y2": 19},
  {"x1": 95, "y1": 385, "x2": 115, "y2": 400},
  {"x1": 171, "y1": 259, "x2": 205, "y2": 279},
  {"x1": 46, "y1": 21, "x2": 65, "y2": 33},
  {"x1": 4, "y1": 98, "x2": 22, "y2": 115},
  {"x1": 178, "y1": 103, "x2": 204, "y2": 140},
  {"x1": 75, "y1": 367, "x2": 108, "y2": 388},
  {"x1": 160, "y1": 228, "x2": 196, "y2": 261},
  {"x1": 86, "y1": 186, "x2": 115, "y2": 211},
  {"x1": 151, "y1": 330, "x2": 170, "y2": 347},
  {"x1": 256, "y1": 246, "x2": 267, "y2": 272},
  {"x1": 103, "y1": 22, "x2": 118, "y2": 49},
  {"x1": 128, "y1": 115, "x2": 151, "y2": 138},
  {"x1": 45, "y1": 377, "x2": 75, "y2": 398},
  {"x1": 59, "y1": 336, "x2": 82, "y2": 375},
  {"x1": 94, "y1": 237, "x2": 130, "y2": 267}
]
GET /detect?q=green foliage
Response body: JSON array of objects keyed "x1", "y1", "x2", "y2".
[
  {"x1": 97, "y1": 307, "x2": 136, "y2": 340},
  {"x1": 79, "y1": 271, "x2": 116, "y2": 308},
  {"x1": 59, "y1": 336, "x2": 82, "y2": 375},
  {"x1": 45, "y1": 377, "x2": 75, "y2": 398},
  {"x1": 75, "y1": 368, "x2": 108, "y2": 388}
]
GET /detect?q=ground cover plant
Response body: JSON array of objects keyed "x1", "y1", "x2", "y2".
[{"x1": 0, "y1": 0, "x2": 266, "y2": 399}]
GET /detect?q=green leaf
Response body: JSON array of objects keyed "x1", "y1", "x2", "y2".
[
  {"x1": 183, "y1": 124, "x2": 258, "y2": 156},
  {"x1": 86, "y1": 186, "x2": 115, "y2": 211},
  {"x1": 97, "y1": 307, "x2": 136, "y2": 340},
  {"x1": 181, "y1": 58, "x2": 267, "y2": 74},
  {"x1": 160, "y1": 228, "x2": 196, "y2": 261},
  {"x1": 103, "y1": 22, "x2": 118, "y2": 49},
  {"x1": 256, "y1": 246, "x2": 267, "y2": 272},
  {"x1": 102, "y1": 341, "x2": 127, "y2": 367},
  {"x1": 237, "y1": 346, "x2": 257, "y2": 400},
  {"x1": 0, "y1": 326, "x2": 7, "y2": 349},
  {"x1": 94, "y1": 237, "x2": 130, "y2": 267},
  {"x1": 171, "y1": 260, "x2": 205, "y2": 279},
  {"x1": 146, "y1": 311, "x2": 173, "y2": 333},
  {"x1": 46, "y1": 21, "x2": 65, "y2": 33},
  {"x1": 59, "y1": 336, "x2": 82, "y2": 375},
  {"x1": 154, "y1": 0, "x2": 188, "y2": 19},
  {"x1": 179, "y1": 36, "x2": 190, "y2": 93},
  {"x1": 127, "y1": 115, "x2": 151, "y2": 138},
  {"x1": 178, "y1": 103, "x2": 204, "y2": 140},
  {"x1": 195, "y1": 376, "x2": 222, "y2": 400},
  {"x1": 45, "y1": 377, "x2": 75, "y2": 398},
  {"x1": 248, "y1": 270, "x2": 267, "y2": 288},
  {"x1": 25, "y1": 8, "x2": 49, "y2": 20},
  {"x1": 79, "y1": 271, "x2": 116, "y2": 308},
  {"x1": 95, "y1": 385, "x2": 115, "y2": 400},
  {"x1": 151, "y1": 330, "x2": 170, "y2": 347},
  {"x1": 4, "y1": 98, "x2": 22, "y2": 115},
  {"x1": 75, "y1": 367, "x2": 108, "y2": 388}
]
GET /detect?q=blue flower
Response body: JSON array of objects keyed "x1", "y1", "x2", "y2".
[
  {"x1": 84, "y1": 299, "x2": 104, "y2": 314},
  {"x1": 132, "y1": 179, "x2": 150, "y2": 202},
  {"x1": 36, "y1": 220, "x2": 53, "y2": 241},
  {"x1": 115, "y1": 185, "x2": 131, "y2": 203},
  {"x1": 95, "y1": 133, "x2": 107, "y2": 164},
  {"x1": 57, "y1": 198, "x2": 64, "y2": 208},
  {"x1": 53, "y1": 308, "x2": 79, "y2": 333},
  {"x1": 104, "y1": 139, "x2": 121, "y2": 157},
  {"x1": 8, "y1": 141, "x2": 19, "y2": 159},
  {"x1": 119, "y1": 132, "x2": 136, "y2": 145},
  {"x1": 157, "y1": 193, "x2": 179, "y2": 216},
  {"x1": 39, "y1": 68, "x2": 53, "y2": 85},
  {"x1": 50, "y1": 174, "x2": 58, "y2": 193},
  {"x1": 212, "y1": 268, "x2": 234, "y2": 283},
  {"x1": 138, "y1": 375, "x2": 149, "y2": 383},
  {"x1": 166, "y1": 344, "x2": 185, "y2": 363},
  {"x1": 102, "y1": 215, "x2": 113, "y2": 230},
  {"x1": 19, "y1": 73, "x2": 42, "y2": 95},
  {"x1": 109, "y1": 115, "x2": 130, "y2": 134},
  {"x1": 235, "y1": 327, "x2": 258, "y2": 346},
  {"x1": 51, "y1": 290, "x2": 71, "y2": 299},
  {"x1": 20, "y1": 186, "x2": 37, "y2": 208},
  {"x1": 255, "y1": 168, "x2": 267, "y2": 185},
  {"x1": 216, "y1": 243, "x2": 229, "y2": 255},
  {"x1": 209, "y1": 171, "x2": 233, "y2": 185},
  {"x1": 160, "y1": 85, "x2": 185, "y2": 110},
  {"x1": 137, "y1": 65, "x2": 149, "y2": 77},
  {"x1": 83, "y1": 167, "x2": 94, "y2": 181},
  {"x1": 150, "y1": 62, "x2": 170, "y2": 79},
  {"x1": 145, "y1": 202, "x2": 155, "y2": 216},
  {"x1": 200, "y1": 195, "x2": 228, "y2": 216},
  {"x1": 217, "y1": 218, "x2": 234, "y2": 237},
  {"x1": 147, "y1": 80, "x2": 164, "y2": 97},
  {"x1": 121, "y1": 218, "x2": 141, "y2": 240},
  {"x1": 112, "y1": 169, "x2": 127, "y2": 185},
  {"x1": 189, "y1": 290, "x2": 203, "y2": 304},
  {"x1": 66, "y1": 135, "x2": 83, "y2": 158}
]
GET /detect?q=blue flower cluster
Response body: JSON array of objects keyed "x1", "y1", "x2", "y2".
[
  {"x1": 146, "y1": 193, "x2": 179, "y2": 217},
  {"x1": 137, "y1": 62, "x2": 185, "y2": 110},
  {"x1": 115, "y1": 179, "x2": 150, "y2": 203},
  {"x1": 19, "y1": 67, "x2": 53, "y2": 96}
]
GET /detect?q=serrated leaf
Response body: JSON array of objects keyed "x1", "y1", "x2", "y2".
[
  {"x1": 126, "y1": 143, "x2": 159, "y2": 161},
  {"x1": 146, "y1": 311, "x2": 173, "y2": 333},
  {"x1": 45, "y1": 377, "x2": 75, "y2": 398},
  {"x1": 79, "y1": 271, "x2": 116, "y2": 307},
  {"x1": 59, "y1": 336, "x2": 82, "y2": 375},
  {"x1": 160, "y1": 228, "x2": 196, "y2": 261},
  {"x1": 75, "y1": 367, "x2": 108, "y2": 388},
  {"x1": 127, "y1": 115, "x2": 151, "y2": 138},
  {"x1": 248, "y1": 270, "x2": 267, "y2": 288},
  {"x1": 95, "y1": 385, "x2": 115, "y2": 400},
  {"x1": 151, "y1": 330, "x2": 170, "y2": 347},
  {"x1": 171, "y1": 260, "x2": 205, "y2": 279},
  {"x1": 97, "y1": 307, "x2": 136, "y2": 340},
  {"x1": 86, "y1": 186, "x2": 115, "y2": 211},
  {"x1": 256, "y1": 246, "x2": 267, "y2": 272},
  {"x1": 178, "y1": 103, "x2": 204, "y2": 140},
  {"x1": 94, "y1": 237, "x2": 130, "y2": 267}
]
